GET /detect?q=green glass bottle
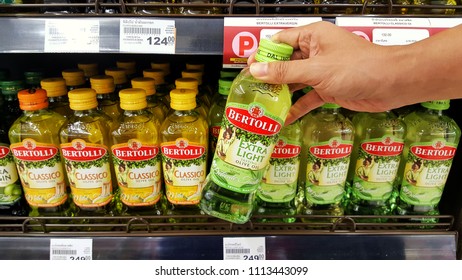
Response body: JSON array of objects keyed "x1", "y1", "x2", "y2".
[
  {"x1": 346, "y1": 111, "x2": 406, "y2": 221},
  {"x1": 0, "y1": 80, "x2": 24, "y2": 129},
  {"x1": 9, "y1": 89, "x2": 72, "y2": 217},
  {"x1": 298, "y1": 103, "x2": 354, "y2": 224},
  {"x1": 207, "y1": 78, "x2": 233, "y2": 168},
  {"x1": 396, "y1": 100, "x2": 460, "y2": 223},
  {"x1": 200, "y1": 39, "x2": 293, "y2": 224},
  {"x1": 0, "y1": 113, "x2": 27, "y2": 216},
  {"x1": 255, "y1": 119, "x2": 302, "y2": 223}
]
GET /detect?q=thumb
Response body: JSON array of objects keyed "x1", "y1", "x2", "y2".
[{"x1": 249, "y1": 59, "x2": 314, "y2": 85}]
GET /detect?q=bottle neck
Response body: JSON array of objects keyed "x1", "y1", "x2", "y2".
[
  {"x1": 424, "y1": 107, "x2": 444, "y2": 117},
  {"x1": 123, "y1": 109, "x2": 148, "y2": 117},
  {"x1": 48, "y1": 95, "x2": 68, "y2": 103}
]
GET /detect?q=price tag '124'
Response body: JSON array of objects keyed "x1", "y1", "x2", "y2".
[{"x1": 120, "y1": 19, "x2": 176, "y2": 54}]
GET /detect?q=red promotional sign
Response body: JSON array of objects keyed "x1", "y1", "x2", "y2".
[{"x1": 223, "y1": 17, "x2": 322, "y2": 68}]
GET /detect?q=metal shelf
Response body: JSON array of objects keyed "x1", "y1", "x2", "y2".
[{"x1": 0, "y1": 214, "x2": 458, "y2": 259}]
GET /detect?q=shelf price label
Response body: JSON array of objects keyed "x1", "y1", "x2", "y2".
[
  {"x1": 223, "y1": 237, "x2": 266, "y2": 260},
  {"x1": 223, "y1": 17, "x2": 322, "y2": 68},
  {"x1": 336, "y1": 17, "x2": 462, "y2": 45},
  {"x1": 119, "y1": 19, "x2": 176, "y2": 54},
  {"x1": 44, "y1": 19, "x2": 100, "y2": 53},
  {"x1": 50, "y1": 238, "x2": 93, "y2": 260}
]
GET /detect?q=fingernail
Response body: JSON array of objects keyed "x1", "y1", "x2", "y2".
[{"x1": 250, "y1": 62, "x2": 268, "y2": 77}]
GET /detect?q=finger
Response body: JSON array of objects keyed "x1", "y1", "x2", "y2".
[
  {"x1": 249, "y1": 59, "x2": 315, "y2": 85},
  {"x1": 247, "y1": 53, "x2": 256, "y2": 65},
  {"x1": 271, "y1": 21, "x2": 334, "y2": 49},
  {"x1": 285, "y1": 89, "x2": 324, "y2": 125}
]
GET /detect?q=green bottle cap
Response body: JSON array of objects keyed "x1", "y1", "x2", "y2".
[
  {"x1": 218, "y1": 78, "x2": 233, "y2": 96},
  {"x1": 322, "y1": 103, "x2": 341, "y2": 109},
  {"x1": 220, "y1": 69, "x2": 240, "y2": 79},
  {"x1": 24, "y1": 71, "x2": 45, "y2": 86},
  {"x1": 421, "y1": 100, "x2": 450, "y2": 110},
  {"x1": 0, "y1": 80, "x2": 25, "y2": 95},
  {"x1": 255, "y1": 39, "x2": 293, "y2": 63}
]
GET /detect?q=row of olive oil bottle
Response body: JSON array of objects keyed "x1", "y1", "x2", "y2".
[
  {"x1": 0, "y1": 61, "x2": 239, "y2": 219},
  {"x1": 1, "y1": 62, "x2": 460, "y2": 225}
]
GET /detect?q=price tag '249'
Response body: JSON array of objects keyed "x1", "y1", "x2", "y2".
[{"x1": 120, "y1": 19, "x2": 176, "y2": 54}]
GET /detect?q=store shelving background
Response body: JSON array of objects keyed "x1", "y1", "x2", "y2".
[{"x1": 1, "y1": 1, "x2": 462, "y2": 259}]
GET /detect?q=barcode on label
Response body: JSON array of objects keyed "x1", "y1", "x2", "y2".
[
  {"x1": 124, "y1": 27, "x2": 161, "y2": 35},
  {"x1": 52, "y1": 249, "x2": 77, "y2": 255},
  {"x1": 48, "y1": 28, "x2": 62, "y2": 35},
  {"x1": 226, "y1": 248, "x2": 251, "y2": 254}
]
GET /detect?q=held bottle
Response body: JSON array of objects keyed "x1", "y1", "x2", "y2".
[
  {"x1": 255, "y1": 119, "x2": 302, "y2": 223},
  {"x1": 200, "y1": 39, "x2": 293, "y2": 224},
  {"x1": 59, "y1": 88, "x2": 115, "y2": 217},
  {"x1": 40, "y1": 77, "x2": 73, "y2": 118},
  {"x1": 298, "y1": 103, "x2": 354, "y2": 224},
  {"x1": 396, "y1": 100, "x2": 460, "y2": 222},
  {"x1": 9, "y1": 89, "x2": 71, "y2": 217},
  {"x1": 111, "y1": 88, "x2": 163, "y2": 216},
  {"x1": 346, "y1": 111, "x2": 406, "y2": 221},
  {"x1": 160, "y1": 89, "x2": 208, "y2": 222}
]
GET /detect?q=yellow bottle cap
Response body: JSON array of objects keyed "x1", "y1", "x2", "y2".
[
  {"x1": 77, "y1": 63, "x2": 99, "y2": 78},
  {"x1": 68, "y1": 88, "x2": 98, "y2": 111},
  {"x1": 105, "y1": 68, "x2": 128, "y2": 85},
  {"x1": 119, "y1": 88, "x2": 147, "y2": 111},
  {"x1": 40, "y1": 77, "x2": 68, "y2": 97},
  {"x1": 150, "y1": 62, "x2": 170, "y2": 75},
  {"x1": 18, "y1": 88, "x2": 49, "y2": 111},
  {"x1": 181, "y1": 69, "x2": 203, "y2": 85},
  {"x1": 131, "y1": 77, "x2": 156, "y2": 96},
  {"x1": 116, "y1": 60, "x2": 137, "y2": 76},
  {"x1": 175, "y1": 77, "x2": 199, "y2": 93},
  {"x1": 170, "y1": 89, "x2": 196, "y2": 111},
  {"x1": 90, "y1": 75, "x2": 115, "y2": 95},
  {"x1": 143, "y1": 68, "x2": 165, "y2": 85},
  {"x1": 62, "y1": 69, "x2": 86, "y2": 87},
  {"x1": 186, "y1": 63, "x2": 205, "y2": 71}
]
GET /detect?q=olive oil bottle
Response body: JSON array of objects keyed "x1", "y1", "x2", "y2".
[
  {"x1": 131, "y1": 77, "x2": 168, "y2": 125},
  {"x1": 255, "y1": 119, "x2": 302, "y2": 223},
  {"x1": 143, "y1": 68, "x2": 172, "y2": 109},
  {"x1": 90, "y1": 75, "x2": 122, "y2": 121},
  {"x1": 200, "y1": 39, "x2": 293, "y2": 224},
  {"x1": 396, "y1": 100, "x2": 460, "y2": 222},
  {"x1": 298, "y1": 103, "x2": 354, "y2": 224},
  {"x1": 105, "y1": 68, "x2": 130, "y2": 100},
  {"x1": 1, "y1": 80, "x2": 24, "y2": 129},
  {"x1": 346, "y1": 111, "x2": 406, "y2": 221},
  {"x1": 111, "y1": 88, "x2": 163, "y2": 216},
  {"x1": 62, "y1": 69, "x2": 86, "y2": 91},
  {"x1": 59, "y1": 88, "x2": 115, "y2": 217},
  {"x1": 40, "y1": 77, "x2": 73, "y2": 119},
  {"x1": 181, "y1": 69, "x2": 212, "y2": 109},
  {"x1": 9, "y1": 89, "x2": 72, "y2": 217},
  {"x1": 207, "y1": 78, "x2": 233, "y2": 167},
  {"x1": 0, "y1": 113, "x2": 27, "y2": 216},
  {"x1": 175, "y1": 77, "x2": 209, "y2": 120},
  {"x1": 160, "y1": 89, "x2": 208, "y2": 222}
]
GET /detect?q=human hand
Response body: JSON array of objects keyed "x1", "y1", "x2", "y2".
[{"x1": 247, "y1": 21, "x2": 408, "y2": 124}]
